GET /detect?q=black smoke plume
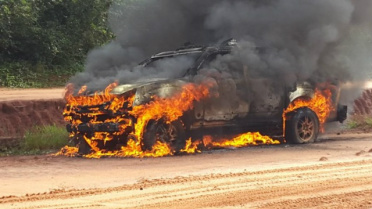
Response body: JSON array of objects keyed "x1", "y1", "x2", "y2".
[{"x1": 70, "y1": 0, "x2": 372, "y2": 102}]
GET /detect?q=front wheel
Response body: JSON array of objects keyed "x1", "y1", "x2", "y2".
[
  {"x1": 285, "y1": 108, "x2": 320, "y2": 144},
  {"x1": 142, "y1": 119, "x2": 186, "y2": 153},
  {"x1": 73, "y1": 135, "x2": 92, "y2": 155}
]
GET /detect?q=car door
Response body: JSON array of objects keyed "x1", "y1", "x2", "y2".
[
  {"x1": 247, "y1": 77, "x2": 284, "y2": 117},
  {"x1": 193, "y1": 51, "x2": 251, "y2": 122}
]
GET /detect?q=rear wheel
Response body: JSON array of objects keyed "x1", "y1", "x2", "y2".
[
  {"x1": 142, "y1": 119, "x2": 186, "y2": 153},
  {"x1": 285, "y1": 108, "x2": 319, "y2": 144}
]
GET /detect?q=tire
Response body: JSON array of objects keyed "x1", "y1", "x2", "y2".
[
  {"x1": 285, "y1": 108, "x2": 319, "y2": 144},
  {"x1": 75, "y1": 135, "x2": 92, "y2": 155},
  {"x1": 142, "y1": 119, "x2": 186, "y2": 152}
]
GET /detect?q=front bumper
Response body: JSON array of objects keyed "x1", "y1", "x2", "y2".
[
  {"x1": 66, "y1": 123, "x2": 120, "y2": 134},
  {"x1": 337, "y1": 105, "x2": 348, "y2": 123}
]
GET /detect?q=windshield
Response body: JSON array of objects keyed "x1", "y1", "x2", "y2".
[{"x1": 143, "y1": 52, "x2": 202, "y2": 77}]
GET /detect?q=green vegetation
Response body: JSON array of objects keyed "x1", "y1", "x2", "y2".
[
  {"x1": 22, "y1": 125, "x2": 69, "y2": 151},
  {"x1": 0, "y1": 62, "x2": 80, "y2": 87},
  {"x1": 1, "y1": 125, "x2": 70, "y2": 155},
  {"x1": 347, "y1": 115, "x2": 372, "y2": 130},
  {"x1": 0, "y1": 0, "x2": 114, "y2": 87}
]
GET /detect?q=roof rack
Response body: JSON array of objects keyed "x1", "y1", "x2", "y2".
[
  {"x1": 220, "y1": 38, "x2": 237, "y2": 47},
  {"x1": 176, "y1": 42, "x2": 204, "y2": 50}
]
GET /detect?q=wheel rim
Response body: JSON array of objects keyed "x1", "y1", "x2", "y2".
[
  {"x1": 296, "y1": 116, "x2": 315, "y2": 142},
  {"x1": 155, "y1": 123, "x2": 178, "y2": 145}
]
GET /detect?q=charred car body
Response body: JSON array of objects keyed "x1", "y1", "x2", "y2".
[{"x1": 65, "y1": 39, "x2": 348, "y2": 154}]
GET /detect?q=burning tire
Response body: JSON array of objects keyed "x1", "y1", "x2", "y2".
[
  {"x1": 285, "y1": 108, "x2": 319, "y2": 144},
  {"x1": 142, "y1": 119, "x2": 186, "y2": 153},
  {"x1": 75, "y1": 136, "x2": 92, "y2": 155}
]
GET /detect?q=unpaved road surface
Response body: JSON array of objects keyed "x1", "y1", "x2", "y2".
[
  {"x1": 0, "y1": 88, "x2": 65, "y2": 101},
  {"x1": 0, "y1": 133, "x2": 371, "y2": 209}
]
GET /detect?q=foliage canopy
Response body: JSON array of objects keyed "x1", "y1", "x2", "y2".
[{"x1": 0, "y1": 0, "x2": 114, "y2": 87}]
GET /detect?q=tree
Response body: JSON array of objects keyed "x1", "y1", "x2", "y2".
[
  {"x1": 0, "y1": 0, "x2": 114, "y2": 87},
  {"x1": 0, "y1": 0, "x2": 113, "y2": 66}
]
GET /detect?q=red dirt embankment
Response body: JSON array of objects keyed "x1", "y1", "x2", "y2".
[
  {"x1": 0, "y1": 88, "x2": 66, "y2": 147},
  {"x1": 354, "y1": 89, "x2": 372, "y2": 115}
]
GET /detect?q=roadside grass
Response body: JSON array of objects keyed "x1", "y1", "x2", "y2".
[
  {"x1": 0, "y1": 125, "x2": 70, "y2": 156},
  {"x1": 347, "y1": 115, "x2": 372, "y2": 130}
]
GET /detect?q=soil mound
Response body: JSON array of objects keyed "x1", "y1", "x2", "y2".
[
  {"x1": 0, "y1": 99, "x2": 66, "y2": 140},
  {"x1": 354, "y1": 89, "x2": 372, "y2": 115}
]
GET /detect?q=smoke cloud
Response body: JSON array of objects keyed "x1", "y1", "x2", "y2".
[{"x1": 70, "y1": 0, "x2": 372, "y2": 104}]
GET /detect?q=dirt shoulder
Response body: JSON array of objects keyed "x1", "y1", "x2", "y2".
[
  {"x1": 0, "y1": 133, "x2": 371, "y2": 209},
  {"x1": 0, "y1": 99, "x2": 66, "y2": 141},
  {"x1": 0, "y1": 88, "x2": 65, "y2": 102},
  {"x1": 0, "y1": 88, "x2": 66, "y2": 141}
]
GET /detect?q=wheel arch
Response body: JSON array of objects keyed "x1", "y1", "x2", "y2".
[
  {"x1": 288, "y1": 82, "x2": 315, "y2": 104},
  {"x1": 285, "y1": 96, "x2": 314, "y2": 121}
]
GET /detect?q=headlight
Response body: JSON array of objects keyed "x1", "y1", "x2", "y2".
[
  {"x1": 366, "y1": 81, "x2": 372, "y2": 89},
  {"x1": 133, "y1": 88, "x2": 152, "y2": 106},
  {"x1": 111, "y1": 84, "x2": 135, "y2": 95}
]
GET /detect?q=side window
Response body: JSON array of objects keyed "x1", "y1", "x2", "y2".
[
  {"x1": 201, "y1": 52, "x2": 228, "y2": 69},
  {"x1": 202, "y1": 52, "x2": 245, "y2": 79}
]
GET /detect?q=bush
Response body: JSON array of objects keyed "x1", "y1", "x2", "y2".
[
  {"x1": 0, "y1": 61, "x2": 82, "y2": 88},
  {"x1": 366, "y1": 117, "x2": 372, "y2": 127},
  {"x1": 347, "y1": 115, "x2": 372, "y2": 130},
  {"x1": 21, "y1": 125, "x2": 69, "y2": 153}
]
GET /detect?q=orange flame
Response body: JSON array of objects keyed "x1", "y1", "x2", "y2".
[
  {"x1": 58, "y1": 81, "x2": 280, "y2": 158},
  {"x1": 130, "y1": 83, "x2": 211, "y2": 141},
  {"x1": 81, "y1": 140, "x2": 173, "y2": 158},
  {"x1": 65, "y1": 82, "x2": 123, "y2": 107},
  {"x1": 181, "y1": 138, "x2": 201, "y2": 154},
  {"x1": 206, "y1": 132, "x2": 280, "y2": 148},
  {"x1": 54, "y1": 146, "x2": 78, "y2": 157},
  {"x1": 61, "y1": 82, "x2": 214, "y2": 158},
  {"x1": 283, "y1": 88, "x2": 334, "y2": 133}
]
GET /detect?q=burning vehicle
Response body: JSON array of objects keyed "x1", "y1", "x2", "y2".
[{"x1": 63, "y1": 39, "x2": 348, "y2": 157}]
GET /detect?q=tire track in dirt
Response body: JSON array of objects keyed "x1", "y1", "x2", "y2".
[
  {"x1": 105, "y1": 163, "x2": 372, "y2": 205},
  {"x1": 1, "y1": 159, "x2": 371, "y2": 209}
]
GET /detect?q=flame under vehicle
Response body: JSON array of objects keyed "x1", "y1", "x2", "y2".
[{"x1": 64, "y1": 40, "x2": 348, "y2": 155}]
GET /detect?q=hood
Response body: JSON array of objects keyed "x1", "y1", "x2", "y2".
[{"x1": 110, "y1": 78, "x2": 186, "y2": 95}]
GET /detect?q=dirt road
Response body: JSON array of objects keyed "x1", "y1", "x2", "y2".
[
  {"x1": 0, "y1": 88, "x2": 65, "y2": 101},
  {"x1": 0, "y1": 133, "x2": 371, "y2": 209}
]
